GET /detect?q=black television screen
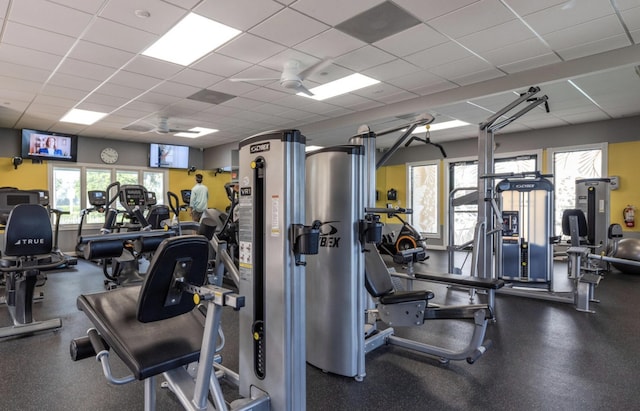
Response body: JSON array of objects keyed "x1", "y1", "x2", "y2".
[
  {"x1": 21, "y1": 129, "x2": 78, "y2": 162},
  {"x1": 149, "y1": 143, "x2": 189, "y2": 169}
]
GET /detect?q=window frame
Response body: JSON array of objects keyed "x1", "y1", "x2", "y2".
[
  {"x1": 443, "y1": 149, "x2": 542, "y2": 249},
  {"x1": 406, "y1": 160, "x2": 440, "y2": 238},
  {"x1": 48, "y1": 162, "x2": 168, "y2": 230}
]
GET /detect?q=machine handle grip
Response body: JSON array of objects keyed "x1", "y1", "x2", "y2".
[{"x1": 87, "y1": 328, "x2": 108, "y2": 356}]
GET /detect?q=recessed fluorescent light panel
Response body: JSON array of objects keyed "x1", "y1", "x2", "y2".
[
  {"x1": 305, "y1": 145, "x2": 324, "y2": 152},
  {"x1": 411, "y1": 120, "x2": 471, "y2": 133},
  {"x1": 60, "y1": 108, "x2": 107, "y2": 125},
  {"x1": 142, "y1": 13, "x2": 241, "y2": 66},
  {"x1": 174, "y1": 127, "x2": 218, "y2": 138},
  {"x1": 298, "y1": 73, "x2": 380, "y2": 101}
]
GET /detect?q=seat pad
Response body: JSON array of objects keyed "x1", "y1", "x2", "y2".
[
  {"x1": 380, "y1": 290, "x2": 434, "y2": 304},
  {"x1": 77, "y1": 286, "x2": 205, "y2": 380}
]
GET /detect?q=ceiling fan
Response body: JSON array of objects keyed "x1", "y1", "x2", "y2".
[
  {"x1": 123, "y1": 116, "x2": 198, "y2": 134},
  {"x1": 230, "y1": 59, "x2": 332, "y2": 96}
]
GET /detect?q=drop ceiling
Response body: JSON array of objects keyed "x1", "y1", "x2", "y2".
[{"x1": 0, "y1": 0, "x2": 639, "y2": 149}]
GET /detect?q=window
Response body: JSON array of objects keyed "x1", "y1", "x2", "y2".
[
  {"x1": 407, "y1": 161, "x2": 439, "y2": 236},
  {"x1": 50, "y1": 163, "x2": 167, "y2": 228},
  {"x1": 548, "y1": 144, "x2": 606, "y2": 235},
  {"x1": 447, "y1": 153, "x2": 539, "y2": 247}
]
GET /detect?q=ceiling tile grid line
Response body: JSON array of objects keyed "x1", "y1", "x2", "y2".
[{"x1": 0, "y1": 0, "x2": 638, "y2": 149}]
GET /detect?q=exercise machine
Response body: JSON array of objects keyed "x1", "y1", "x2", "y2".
[
  {"x1": 305, "y1": 118, "x2": 501, "y2": 381},
  {"x1": 71, "y1": 129, "x2": 319, "y2": 410},
  {"x1": 1, "y1": 204, "x2": 65, "y2": 339},
  {"x1": 78, "y1": 183, "x2": 172, "y2": 289},
  {"x1": 0, "y1": 188, "x2": 76, "y2": 268},
  {"x1": 75, "y1": 190, "x2": 107, "y2": 258}
]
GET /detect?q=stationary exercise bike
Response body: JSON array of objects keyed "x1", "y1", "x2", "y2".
[{"x1": 377, "y1": 208, "x2": 428, "y2": 261}]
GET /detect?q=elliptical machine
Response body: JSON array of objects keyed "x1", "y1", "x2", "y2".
[{"x1": 75, "y1": 190, "x2": 107, "y2": 259}]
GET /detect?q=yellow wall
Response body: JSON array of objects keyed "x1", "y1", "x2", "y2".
[
  {"x1": 375, "y1": 164, "x2": 406, "y2": 223},
  {"x1": 609, "y1": 141, "x2": 640, "y2": 231},
  {"x1": 0, "y1": 159, "x2": 48, "y2": 189},
  {"x1": 168, "y1": 169, "x2": 232, "y2": 220}
]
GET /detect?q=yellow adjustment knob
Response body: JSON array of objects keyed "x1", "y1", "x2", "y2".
[
  {"x1": 253, "y1": 332, "x2": 260, "y2": 341},
  {"x1": 193, "y1": 294, "x2": 200, "y2": 305},
  {"x1": 250, "y1": 161, "x2": 257, "y2": 169}
]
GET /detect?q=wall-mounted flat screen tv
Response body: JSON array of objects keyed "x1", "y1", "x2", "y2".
[
  {"x1": 149, "y1": 143, "x2": 189, "y2": 169},
  {"x1": 21, "y1": 129, "x2": 78, "y2": 162}
]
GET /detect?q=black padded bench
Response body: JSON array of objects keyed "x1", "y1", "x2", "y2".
[{"x1": 413, "y1": 272, "x2": 504, "y2": 315}]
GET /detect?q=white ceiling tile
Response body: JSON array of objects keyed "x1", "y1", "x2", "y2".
[
  {"x1": 40, "y1": 84, "x2": 90, "y2": 101},
  {"x1": 47, "y1": 72, "x2": 101, "y2": 92},
  {"x1": 294, "y1": 29, "x2": 365, "y2": 59},
  {"x1": 620, "y1": 6, "x2": 640, "y2": 30},
  {"x1": 374, "y1": 24, "x2": 448, "y2": 57},
  {"x1": 543, "y1": 14, "x2": 626, "y2": 51},
  {"x1": 393, "y1": 0, "x2": 480, "y2": 21},
  {"x1": 561, "y1": 111, "x2": 611, "y2": 123},
  {"x1": 192, "y1": 53, "x2": 252, "y2": 77},
  {"x1": 9, "y1": 0, "x2": 93, "y2": 37},
  {"x1": 363, "y1": 88, "x2": 419, "y2": 104},
  {"x1": 68, "y1": 40, "x2": 135, "y2": 68},
  {"x1": 405, "y1": 42, "x2": 474, "y2": 69},
  {"x1": 170, "y1": 69, "x2": 224, "y2": 88},
  {"x1": 428, "y1": 56, "x2": 493, "y2": 80},
  {"x1": 498, "y1": 53, "x2": 561, "y2": 73},
  {"x1": 632, "y1": 28, "x2": 640, "y2": 43},
  {"x1": 0, "y1": 43, "x2": 62, "y2": 71},
  {"x1": 217, "y1": 33, "x2": 287, "y2": 64},
  {"x1": 2, "y1": 22, "x2": 75, "y2": 56},
  {"x1": 32, "y1": 94, "x2": 78, "y2": 109},
  {"x1": 98, "y1": 0, "x2": 187, "y2": 35},
  {"x1": 82, "y1": 17, "x2": 158, "y2": 54},
  {"x1": 0, "y1": 0, "x2": 9, "y2": 18},
  {"x1": 241, "y1": 86, "x2": 291, "y2": 103},
  {"x1": 0, "y1": 61, "x2": 50, "y2": 83},
  {"x1": 452, "y1": 67, "x2": 505, "y2": 86},
  {"x1": 109, "y1": 70, "x2": 165, "y2": 90},
  {"x1": 57, "y1": 58, "x2": 116, "y2": 82},
  {"x1": 523, "y1": 0, "x2": 616, "y2": 35},
  {"x1": 363, "y1": 59, "x2": 421, "y2": 81},
  {"x1": 82, "y1": 93, "x2": 131, "y2": 109},
  {"x1": 95, "y1": 82, "x2": 146, "y2": 100},
  {"x1": 614, "y1": 0, "x2": 640, "y2": 11},
  {"x1": 385, "y1": 69, "x2": 447, "y2": 89},
  {"x1": 47, "y1": 0, "x2": 106, "y2": 14},
  {"x1": 457, "y1": 19, "x2": 535, "y2": 54},
  {"x1": 195, "y1": 0, "x2": 284, "y2": 31},
  {"x1": 123, "y1": 56, "x2": 183, "y2": 79},
  {"x1": 211, "y1": 79, "x2": 260, "y2": 95},
  {"x1": 0, "y1": 75, "x2": 40, "y2": 94},
  {"x1": 324, "y1": 93, "x2": 379, "y2": 109},
  {"x1": 504, "y1": 0, "x2": 568, "y2": 16},
  {"x1": 151, "y1": 81, "x2": 201, "y2": 98},
  {"x1": 249, "y1": 8, "x2": 329, "y2": 47},
  {"x1": 556, "y1": 34, "x2": 631, "y2": 60},
  {"x1": 428, "y1": 0, "x2": 516, "y2": 39},
  {"x1": 336, "y1": 46, "x2": 396, "y2": 71},
  {"x1": 482, "y1": 37, "x2": 552, "y2": 67},
  {"x1": 412, "y1": 80, "x2": 458, "y2": 96},
  {"x1": 291, "y1": 0, "x2": 385, "y2": 26},
  {"x1": 221, "y1": 96, "x2": 264, "y2": 110}
]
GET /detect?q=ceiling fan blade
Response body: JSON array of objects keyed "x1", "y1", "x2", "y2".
[
  {"x1": 298, "y1": 58, "x2": 333, "y2": 80},
  {"x1": 168, "y1": 128, "x2": 199, "y2": 134},
  {"x1": 230, "y1": 77, "x2": 280, "y2": 83},
  {"x1": 294, "y1": 83, "x2": 314, "y2": 97}
]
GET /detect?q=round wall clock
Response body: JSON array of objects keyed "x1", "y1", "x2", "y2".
[{"x1": 100, "y1": 147, "x2": 119, "y2": 164}]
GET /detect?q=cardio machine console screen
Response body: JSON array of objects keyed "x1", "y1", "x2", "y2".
[
  {"x1": 120, "y1": 186, "x2": 146, "y2": 207},
  {"x1": 88, "y1": 190, "x2": 107, "y2": 207}
]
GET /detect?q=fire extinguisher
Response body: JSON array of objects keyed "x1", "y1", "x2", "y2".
[{"x1": 623, "y1": 205, "x2": 635, "y2": 228}]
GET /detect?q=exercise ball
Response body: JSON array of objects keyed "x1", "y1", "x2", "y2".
[{"x1": 611, "y1": 238, "x2": 640, "y2": 274}]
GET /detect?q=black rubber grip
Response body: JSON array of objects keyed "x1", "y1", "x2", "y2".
[
  {"x1": 69, "y1": 336, "x2": 95, "y2": 361},
  {"x1": 87, "y1": 329, "x2": 108, "y2": 354}
]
